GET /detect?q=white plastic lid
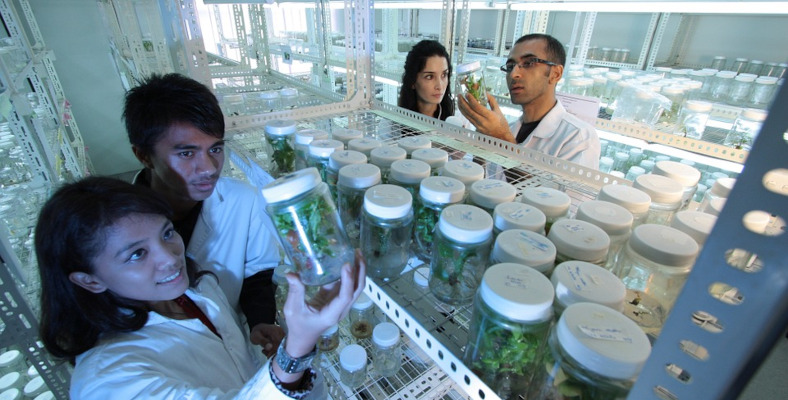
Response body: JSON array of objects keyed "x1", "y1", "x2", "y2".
[
  {"x1": 661, "y1": 86, "x2": 684, "y2": 95},
  {"x1": 548, "y1": 219, "x2": 611, "y2": 263},
  {"x1": 322, "y1": 324, "x2": 339, "y2": 336},
  {"x1": 419, "y1": 176, "x2": 465, "y2": 204},
  {"x1": 370, "y1": 146, "x2": 407, "y2": 167},
  {"x1": 711, "y1": 171, "x2": 730, "y2": 180},
  {"x1": 331, "y1": 128, "x2": 364, "y2": 143},
  {"x1": 295, "y1": 129, "x2": 329, "y2": 145},
  {"x1": 308, "y1": 139, "x2": 344, "y2": 158},
  {"x1": 734, "y1": 75, "x2": 756, "y2": 83},
  {"x1": 750, "y1": 59, "x2": 763, "y2": 65},
  {"x1": 671, "y1": 211, "x2": 717, "y2": 245},
  {"x1": 479, "y1": 263, "x2": 554, "y2": 322},
  {"x1": 633, "y1": 174, "x2": 683, "y2": 204},
  {"x1": 575, "y1": 200, "x2": 634, "y2": 236},
  {"x1": 329, "y1": 150, "x2": 367, "y2": 170},
  {"x1": 456, "y1": 60, "x2": 482, "y2": 74},
  {"x1": 469, "y1": 179, "x2": 517, "y2": 210},
  {"x1": 0, "y1": 389, "x2": 20, "y2": 400},
  {"x1": 259, "y1": 91, "x2": 280, "y2": 100},
  {"x1": 551, "y1": 261, "x2": 626, "y2": 312},
  {"x1": 520, "y1": 187, "x2": 571, "y2": 218},
  {"x1": 397, "y1": 136, "x2": 432, "y2": 154},
  {"x1": 715, "y1": 71, "x2": 737, "y2": 78},
  {"x1": 372, "y1": 322, "x2": 401, "y2": 347},
  {"x1": 440, "y1": 160, "x2": 485, "y2": 185},
  {"x1": 599, "y1": 157, "x2": 613, "y2": 167},
  {"x1": 629, "y1": 224, "x2": 699, "y2": 267},
  {"x1": 224, "y1": 94, "x2": 244, "y2": 103},
  {"x1": 492, "y1": 202, "x2": 546, "y2": 233},
  {"x1": 33, "y1": 391, "x2": 54, "y2": 400},
  {"x1": 338, "y1": 164, "x2": 381, "y2": 189},
  {"x1": 0, "y1": 351, "x2": 22, "y2": 368},
  {"x1": 351, "y1": 293, "x2": 373, "y2": 310},
  {"x1": 413, "y1": 267, "x2": 430, "y2": 287},
  {"x1": 614, "y1": 152, "x2": 629, "y2": 161},
  {"x1": 639, "y1": 159, "x2": 655, "y2": 171},
  {"x1": 363, "y1": 184, "x2": 413, "y2": 219},
  {"x1": 491, "y1": 229, "x2": 556, "y2": 273},
  {"x1": 411, "y1": 148, "x2": 449, "y2": 169},
  {"x1": 261, "y1": 168, "x2": 321, "y2": 204},
  {"x1": 739, "y1": 108, "x2": 768, "y2": 122},
  {"x1": 264, "y1": 119, "x2": 297, "y2": 136},
  {"x1": 606, "y1": 72, "x2": 622, "y2": 81},
  {"x1": 22, "y1": 377, "x2": 44, "y2": 397},
  {"x1": 683, "y1": 100, "x2": 713, "y2": 112},
  {"x1": 755, "y1": 76, "x2": 779, "y2": 85},
  {"x1": 593, "y1": 76, "x2": 607, "y2": 84},
  {"x1": 339, "y1": 344, "x2": 367, "y2": 371},
  {"x1": 390, "y1": 160, "x2": 431, "y2": 184},
  {"x1": 348, "y1": 137, "x2": 383, "y2": 155},
  {"x1": 26, "y1": 366, "x2": 37, "y2": 379},
  {"x1": 557, "y1": 303, "x2": 651, "y2": 379},
  {"x1": 652, "y1": 161, "x2": 701, "y2": 187},
  {"x1": 743, "y1": 210, "x2": 771, "y2": 234},
  {"x1": 280, "y1": 87, "x2": 298, "y2": 96},
  {"x1": 437, "y1": 204, "x2": 493, "y2": 244},
  {"x1": 706, "y1": 197, "x2": 726, "y2": 216},
  {"x1": 0, "y1": 373, "x2": 21, "y2": 390}
]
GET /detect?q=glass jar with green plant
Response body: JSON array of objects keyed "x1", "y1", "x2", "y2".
[
  {"x1": 413, "y1": 176, "x2": 465, "y2": 261},
  {"x1": 411, "y1": 148, "x2": 449, "y2": 176},
  {"x1": 294, "y1": 129, "x2": 329, "y2": 171},
  {"x1": 307, "y1": 139, "x2": 343, "y2": 183},
  {"x1": 456, "y1": 60, "x2": 488, "y2": 107},
  {"x1": 326, "y1": 150, "x2": 367, "y2": 202},
  {"x1": 337, "y1": 164, "x2": 382, "y2": 249},
  {"x1": 264, "y1": 119, "x2": 297, "y2": 178},
  {"x1": 361, "y1": 184, "x2": 414, "y2": 282}
]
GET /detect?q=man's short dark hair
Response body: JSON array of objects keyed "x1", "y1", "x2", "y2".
[{"x1": 514, "y1": 34, "x2": 566, "y2": 67}]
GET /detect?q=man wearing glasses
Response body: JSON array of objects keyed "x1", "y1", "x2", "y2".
[{"x1": 458, "y1": 33, "x2": 600, "y2": 170}]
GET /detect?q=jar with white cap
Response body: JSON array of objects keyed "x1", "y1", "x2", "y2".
[
  {"x1": 411, "y1": 148, "x2": 449, "y2": 176},
  {"x1": 731, "y1": 57, "x2": 749, "y2": 74},
  {"x1": 279, "y1": 87, "x2": 299, "y2": 109},
  {"x1": 347, "y1": 137, "x2": 383, "y2": 157},
  {"x1": 331, "y1": 127, "x2": 364, "y2": 148},
  {"x1": 24, "y1": 366, "x2": 37, "y2": 380},
  {"x1": 370, "y1": 146, "x2": 407, "y2": 183},
  {"x1": 21, "y1": 376, "x2": 45, "y2": 399},
  {"x1": 652, "y1": 161, "x2": 701, "y2": 211},
  {"x1": 728, "y1": 74, "x2": 757, "y2": 107},
  {"x1": 456, "y1": 61, "x2": 488, "y2": 107},
  {"x1": 0, "y1": 350, "x2": 25, "y2": 374},
  {"x1": 339, "y1": 344, "x2": 368, "y2": 387},
  {"x1": 703, "y1": 197, "x2": 726, "y2": 217},
  {"x1": 490, "y1": 229, "x2": 556, "y2": 275},
  {"x1": 613, "y1": 224, "x2": 699, "y2": 337},
  {"x1": 349, "y1": 293, "x2": 376, "y2": 339},
  {"x1": 33, "y1": 391, "x2": 53, "y2": 400},
  {"x1": 463, "y1": 263, "x2": 554, "y2": 400},
  {"x1": 749, "y1": 76, "x2": 779, "y2": 109},
  {"x1": 611, "y1": 152, "x2": 629, "y2": 174},
  {"x1": 307, "y1": 139, "x2": 344, "y2": 182},
  {"x1": 294, "y1": 129, "x2": 329, "y2": 170},
  {"x1": 674, "y1": 100, "x2": 712, "y2": 140},
  {"x1": 429, "y1": 204, "x2": 493, "y2": 305},
  {"x1": 624, "y1": 166, "x2": 646, "y2": 182},
  {"x1": 639, "y1": 159, "x2": 656, "y2": 174},
  {"x1": 361, "y1": 184, "x2": 414, "y2": 282},
  {"x1": 259, "y1": 91, "x2": 281, "y2": 111},
  {"x1": 0, "y1": 372, "x2": 25, "y2": 393},
  {"x1": 318, "y1": 324, "x2": 340, "y2": 352},
  {"x1": 409, "y1": 266, "x2": 432, "y2": 302},
  {"x1": 528, "y1": 303, "x2": 651, "y2": 400},
  {"x1": 492, "y1": 202, "x2": 546, "y2": 236},
  {"x1": 468, "y1": 179, "x2": 517, "y2": 216},
  {"x1": 520, "y1": 187, "x2": 571, "y2": 234},
  {"x1": 551, "y1": 261, "x2": 626, "y2": 316},
  {"x1": 413, "y1": 176, "x2": 465, "y2": 261},
  {"x1": 388, "y1": 159, "x2": 431, "y2": 197},
  {"x1": 0, "y1": 388, "x2": 20, "y2": 400},
  {"x1": 671, "y1": 210, "x2": 718, "y2": 247},
  {"x1": 337, "y1": 164, "x2": 382, "y2": 248},
  {"x1": 710, "y1": 55, "x2": 727, "y2": 70},
  {"x1": 567, "y1": 77, "x2": 594, "y2": 96},
  {"x1": 633, "y1": 174, "x2": 684, "y2": 225},
  {"x1": 397, "y1": 136, "x2": 432, "y2": 157},
  {"x1": 548, "y1": 219, "x2": 611, "y2": 267},
  {"x1": 439, "y1": 160, "x2": 485, "y2": 195},
  {"x1": 724, "y1": 109, "x2": 767, "y2": 151},
  {"x1": 698, "y1": 177, "x2": 735, "y2": 214},
  {"x1": 262, "y1": 168, "x2": 354, "y2": 286},
  {"x1": 372, "y1": 322, "x2": 402, "y2": 378},
  {"x1": 264, "y1": 119, "x2": 297, "y2": 178},
  {"x1": 326, "y1": 150, "x2": 367, "y2": 200},
  {"x1": 575, "y1": 200, "x2": 634, "y2": 270},
  {"x1": 709, "y1": 71, "x2": 738, "y2": 103},
  {"x1": 658, "y1": 86, "x2": 686, "y2": 127}
]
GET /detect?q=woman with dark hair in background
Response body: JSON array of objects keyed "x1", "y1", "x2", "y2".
[{"x1": 398, "y1": 40, "x2": 454, "y2": 121}]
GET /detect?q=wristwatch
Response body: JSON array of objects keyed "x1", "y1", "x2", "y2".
[{"x1": 274, "y1": 338, "x2": 317, "y2": 374}]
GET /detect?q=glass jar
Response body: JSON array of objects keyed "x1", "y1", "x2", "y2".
[
  {"x1": 372, "y1": 322, "x2": 402, "y2": 378},
  {"x1": 411, "y1": 148, "x2": 449, "y2": 176},
  {"x1": 639, "y1": 159, "x2": 656, "y2": 173},
  {"x1": 709, "y1": 55, "x2": 727, "y2": 70},
  {"x1": 746, "y1": 59, "x2": 764, "y2": 76},
  {"x1": 599, "y1": 157, "x2": 614, "y2": 173},
  {"x1": 0, "y1": 372, "x2": 25, "y2": 393},
  {"x1": 633, "y1": 174, "x2": 684, "y2": 225},
  {"x1": 463, "y1": 263, "x2": 554, "y2": 400},
  {"x1": 591, "y1": 75, "x2": 608, "y2": 99},
  {"x1": 670, "y1": 210, "x2": 717, "y2": 247},
  {"x1": 307, "y1": 139, "x2": 344, "y2": 182},
  {"x1": 261, "y1": 168, "x2": 354, "y2": 286},
  {"x1": 658, "y1": 86, "x2": 686, "y2": 127},
  {"x1": 370, "y1": 146, "x2": 407, "y2": 183},
  {"x1": 439, "y1": 160, "x2": 485, "y2": 195},
  {"x1": 468, "y1": 179, "x2": 517, "y2": 216},
  {"x1": 548, "y1": 218, "x2": 611, "y2": 267},
  {"x1": 728, "y1": 74, "x2": 757, "y2": 107},
  {"x1": 22, "y1": 376, "x2": 46, "y2": 399},
  {"x1": 528, "y1": 303, "x2": 651, "y2": 400},
  {"x1": 349, "y1": 293, "x2": 376, "y2": 339},
  {"x1": 551, "y1": 261, "x2": 626, "y2": 316},
  {"x1": 264, "y1": 119, "x2": 297, "y2": 178},
  {"x1": 731, "y1": 57, "x2": 749, "y2": 74},
  {"x1": 0, "y1": 351, "x2": 25, "y2": 374},
  {"x1": 492, "y1": 202, "x2": 546, "y2": 236},
  {"x1": 520, "y1": 187, "x2": 571, "y2": 234},
  {"x1": 429, "y1": 204, "x2": 493, "y2": 305},
  {"x1": 389, "y1": 159, "x2": 431, "y2": 198},
  {"x1": 339, "y1": 344, "x2": 368, "y2": 388},
  {"x1": 397, "y1": 136, "x2": 432, "y2": 157},
  {"x1": 260, "y1": 91, "x2": 281, "y2": 112},
  {"x1": 337, "y1": 164, "x2": 382, "y2": 248},
  {"x1": 272, "y1": 263, "x2": 291, "y2": 330},
  {"x1": 280, "y1": 87, "x2": 299, "y2": 109},
  {"x1": 674, "y1": 100, "x2": 712, "y2": 139},
  {"x1": 724, "y1": 108, "x2": 767, "y2": 151},
  {"x1": 326, "y1": 150, "x2": 367, "y2": 201},
  {"x1": 456, "y1": 60, "x2": 488, "y2": 107},
  {"x1": 361, "y1": 184, "x2": 414, "y2": 282},
  {"x1": 34, "y1": 391, "x2": 54, "y2": 400},
  {"x1": 222, "y1": 94, "x2": 244, "y2": 115},
  {"x1": 294, "y1": 129, "x2": 329, "y2": 171},
  {"x1": 611, "y1": 152, "x2": 629, "y2": 173},
  {"x1": 624, "y1": 166, "x2": 646, "y2": 182},
  {"x1": 331, "y1": 127, "x2": 364, "y2": 148},
  {"x1": 613, "y1": 224, "x2": 698, "y2": 337},
  {"x1": 490, "y1": 229, "x2": 556, "y2": 275},
  {"x1": 575, "y1": 200, "x2": 634, "y2": 270},
  {"x1": 652, "y1": 161, "x2": 701, "y2": 211},
  {"x1": 348, "y1": 137, "x2": 383, "y2": 157},
  {"x1": 709, "y1": 71, "x2": 738, "y2": 102},
  {"x1": 698, "y1": 177, "x2": 735, "y2": 213},
  {"x1": 318, "y1": 324, "x2": 340, "y2": 352},
  {"x1": 566, "y1": 77, "x2": 593, "y2": 96},
  {"x1": 413, "y1": 176, "x2": 466, "y2": 261},
  {"x1": 749, "y1": 76, "x2": 779, "y2": 109}
]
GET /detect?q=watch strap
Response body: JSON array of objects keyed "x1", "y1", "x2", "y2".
[{"x1": 275, "y1": 338, "x2": 317, "y2": 374}]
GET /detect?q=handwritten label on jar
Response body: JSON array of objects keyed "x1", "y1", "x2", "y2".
[
  {"x1": 517, "y1": 231, "x2": 552, "y2": 253},
  {"x1": 578, "y1": 325, "x2": 633, "y2": 344},
  {"x1": 503, "y1": 273, "x2": 529, "y2": 290}
]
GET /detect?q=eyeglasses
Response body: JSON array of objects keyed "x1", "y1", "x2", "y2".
[{"x1": 500, "y1": 57, "x2": 558, "y2": 73}]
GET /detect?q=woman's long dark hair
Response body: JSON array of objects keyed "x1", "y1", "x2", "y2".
[
  {"x1": 398, "y1": 40, "x2": 455, "y2": 121},
  {"x1": 35, "y1": 177, "x2": 201, "y2": 361}
]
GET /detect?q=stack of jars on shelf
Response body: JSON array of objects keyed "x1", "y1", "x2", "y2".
[{"x1": 0, "y1": 348, "x2": 54, "y2": 400}]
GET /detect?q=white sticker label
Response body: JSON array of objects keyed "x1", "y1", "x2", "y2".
[{"x1": 578, "y1": 325, "x2": 633, "y2": 343}]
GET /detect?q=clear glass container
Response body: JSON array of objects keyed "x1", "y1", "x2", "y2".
[
  {"x1": 260, "y1": 91, "x2": 281, "y2": 112},
  {"x1": 361, "y1": 184, "x2": 414, "y2": 282},
  {"x1": 279, "y1": 87, "x2": 299, "y2": 109},
  {"x1": 348, "y1": 137, "x2": 383, "y2": 157},
  {"x1": 429, "y1": 204, "x2": 493, "y2": 305},
  {"x1": 0, "y1": 372, "x2": 25, "y2": 393},
  {"x1": 413, "y1": 176, "x2": 466, "y2": 261},
  {"x1": 548, "y1": 219, "x2": 611, "y2": 267},
  {"x1": 633, "y1": 174, "x2": 684, "y2": 225},
  {"x1": 331, "y1": 127, "x2": 364, "y2": 148},
  {"x1": 439, "y1": 160, "x2": 485, "y2": 194},
  {"x1": 600, "y1": 47, "x2": 613, "y2": 62},
  {"x1": 339, "y1": 344, "x2": 368, "y2": 388},
  {"x1": 261, "y1": 168, "x2": 354, "y2": 286},
  {"x1": 388, "y1": 159, "x2": 431, "y2": 198},
  {"x1": 611, "y1": 152, "x2": 629, "y2": 173},
  {"x1": 551, "y1": 261, "x2": 626, "y2": 316},
  {"x1": 639, "y1": 159, "x2": 655, "y2": 174},
  {"x1": 294, "y1": 129, "x2": 329, "y2": 171},
  {"x1": 318, "y1": 324, "x2": 340, "y2": 352},
  {"x1": 566, "y1": 77, "x2": 594, "y2": 96},
  {"x1": 490, "y1": 229, "x2": 556, "y2": 275},
  {"x1": 728, "y1": 74, "x2": 757, "y2": 107},
  {"x1": 397, "y1": 136, "x2": 432, "y2": 157},
  {"x1": 749, "y1": 76, "x2": 779, "y2": 109},
  {"x1": 307, "y1": 139, "x2": 344, "y2": 182},
  {"x1": 698, "y1": 177, "x2": 735, "y2": 213},
  {"x1": 326, "y1": 150, "x2": 367, "y2": 201},
  {"x1": 456, "y1": 60, "x2": 488, "y2": 107},
  {"x1": 492, "y1": 202, "x2": 546, "y2": 236},
  {"x1": 411, "y1": 148, "x2": 449, "y2": 175},
  {"x1": 22, "y1": 376, "x2": 46, "y2": 399},
  {"x1": 708, "y1": 71, "x2": 737, "y2": 103},
  {"x1": 658, "y1": 86, "x2": 686, "y2": 127},
  {"x1": 349, "y1": 293, "x2": 376, "y2": 339},
  {"x1": 670, "y1": 210, "x2": 717, "y2": 247},
  {"x1": 709, "y1": 55, "x2": 727, "y2": 70},
  {"x1": 652, "y1": 161, "x2": 701, "y2": 211},
  {"x1": 370, "y1": 146, "x2": 407, "y2": 183},
  {"x1": 731, "y1": 57, "x2": 749, "y2": 74},
  {"x1": 599, "y1": 157, "x2": 614, "y2": 173},
  {"x1": 724, "y1": 108, "x2": 767, "y2": 151},
  {"x1": 264, "y1": 119, "x2": 297, "y2": 178},
  {"x1": 528, "y1": 303, "x2": 651, "y2": 400},
  {"x1": 0, "y1": 388, "x2": 21, "y2": 400},
  {"x1": 337, "y1": 164, "x2": 382, "y2": 248},
  {"x1": 674, "y1": 100, "x2": 712, "y2": 140},
  {"x1": 0, "y1": 351, "x2": 25, "y2": 374},
  {"x1": 746, "y1": 59, "x2": 764, "y2": 76},
  {"x1": 463, "y1": 263, "x2": 554, "y2": 400},
  {"x1": 372, "y1": 322, "x2": 402, "y2": 378},
  {"x1": 613, "y1": 224, "x2": 698, "y2": 338},
  {"x1": 272, "y1": 263, "x2": 291, "y2": 330},
  {"x1": 468, "y1": 179, "x2": 517, "y2": 216},
  {"x1": 575, "y1": 200, "x2": 634, "y2": 270},
  {"x1": 520, "y1": 187, "x2": 571, "y2": 234}
]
